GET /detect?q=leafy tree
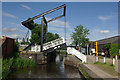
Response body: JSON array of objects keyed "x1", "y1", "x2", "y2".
[
  {"x1": 101, "y1": 44, "x2": 110, "y2": 57},
  {"x1": 71, "y1": 25, "x2": 89, "y2": 47},
  {"x1": 47, "y1": 32, "x2": 55, "y2": 42},
  {"x1": 28, "y1": 17, "x2": 60, "y2": 45},
  {"x1": 25, "y1": 38, "x2": 30, "y2": 45},
  {"x1": 109, "y1": 44, "x2": 119, "y2": 57},
  {"x1": 54, "y1": 33, "x2": 59, "y2": 39},
  {"x1": 21, "y1": 38, "x2": 25, "y2": 44},
  {"x1": 14, "y1": 38, "x2": 19, "y2": 52}
]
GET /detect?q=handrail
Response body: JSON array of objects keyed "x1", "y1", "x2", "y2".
[
  {"x1": 43, "y1": 37, "x2": 65, "y2": 51},
  {"x1": 67, "y1": 47, "x2": 87, "y2": 63}
]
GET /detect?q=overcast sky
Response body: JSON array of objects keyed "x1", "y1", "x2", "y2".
[{"x1": 2, "y1": 2, "x2": 118, "y2": 44}]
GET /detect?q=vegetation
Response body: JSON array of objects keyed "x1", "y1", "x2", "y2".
[
  {"x1": 71, "y1": 25, "x2": 89, "y2": 47},
  {"x1": 78, "y1": 66, "x2": 93, "y2": 80},
  {"x1": 101, "y1": 43, "x2": 120, "y2": 58},
  {"x1": 99, "y1": 56, "x2": 104, "y2": 59},
  {"x1": 21, "y1": 38, "x2": 30, "y2": 45},
  {"x1": 94, "y1": 61, "x2": 100, "y2": 64},
  {"x1": 25, "y1": 17, "x2": 60, "y2": 45},
  {"x1": 109, "y1": 44, "x2": 119, "y2": 57},
  {"x1": 2, "y1": 53, "x2": 36, "y2": 79},
  {"x1": 101, "y1": 44, "x2": 110, "y2": 56}
]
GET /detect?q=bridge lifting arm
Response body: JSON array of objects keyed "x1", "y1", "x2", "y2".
[
  {"x1": 22, "y1": 4, "x2": 66, "y2": 30},
  {"x1": 21, "y1": 4, "x2": 66, "y2": 51}
]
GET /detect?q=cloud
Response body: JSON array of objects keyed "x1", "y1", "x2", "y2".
[
  {"x1": 3, "y1": 12, "x2": 18, "y2": 19},
  {"x1": 94, "y1": 29, "x2": 110, "y2": 34},
  {"x1": 6, "y1": 34, "x2": 23, "y2": 39},
  {"x1": 46, "y1": 17, "x2": 71, "y2": 28},
  {"x1": 21, "y1": 4, "x2": 32, "y2": 10},
  {"x1": 88, "y1": 28, "x2": 117, "y2": 41},
  {"x1": 48, "y1": 27, "x2": 64, "y2": 31},
  {"x1": 98, "y1": 16, "x2": 112, "y2": 21},
  {"x1": 10, "y1": 22, "x2": 21, "y2": 26},
  {"x1": 100, "y1": 30, "x2": 110, "y2": 34},
  {"x1": 3, "y1": 27, "x2": 17, "y2": 32}
]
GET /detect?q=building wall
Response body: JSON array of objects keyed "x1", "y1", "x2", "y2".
[
  {"x1": 2, "y1": 37, "x2": 15, "y2": 58},
  {"x1": 89, "y1": 35, "x2": 120, "y2": 56}
]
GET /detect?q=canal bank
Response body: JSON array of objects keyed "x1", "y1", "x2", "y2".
[
  {"x1": 64, "y1": 55, "x2": 93, "y2": 80},
  {"x1": 64, "y1": 55, "x2": 119, "y2": 80}
]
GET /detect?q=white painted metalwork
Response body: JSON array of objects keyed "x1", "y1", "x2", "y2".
[
  {"x1": 67, "y1": 47, "x2": 87, "y2": 63},
  {"x1": 113, "y1": 58, "x2": 115, "y2": 65},
  {"x1": 30, "y1": 37, "x2": 65, "y2": 52},
  {"x1": 43, "y1": 37, "x2": 65, "y2": 51},
  {"x1": 31, "y1": 45, "x2": 41, "y2": 52},
  {"x1": 20, "y1": 44, "x2": 28, "y2": 50}
]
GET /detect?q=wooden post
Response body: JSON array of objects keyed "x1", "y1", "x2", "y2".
[
  {"x1": 87, "y1": 44, "x2": 88, "y2": 55},
  {"x1": 96, "y1": 41, "x2": 98, "y2": 56},
  {"x1": 41, "y1": 16, "x2": 43, "y2": 52},
  {"x1": 96, "y1": 41, "x2": 98, "y2": 62}
]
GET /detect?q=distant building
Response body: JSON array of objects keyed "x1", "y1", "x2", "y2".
[{"x1": 89, "y1": 35, "x2": 120, "y2": 57}]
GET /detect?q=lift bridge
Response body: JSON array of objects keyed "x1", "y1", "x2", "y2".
[{"x1": 21, "y1": 4, "x2": 66, "y2": 54}]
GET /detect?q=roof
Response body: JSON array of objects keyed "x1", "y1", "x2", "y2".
[{"x1": 95, "y1": 35, "x2": 120, "y2": 45}]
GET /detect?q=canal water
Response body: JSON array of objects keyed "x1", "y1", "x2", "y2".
[{"x1": 8, "y1": 54, "x2": 81, "y2": 78}]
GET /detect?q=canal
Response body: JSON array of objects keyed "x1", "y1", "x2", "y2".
[{"x1": 8, "y1": 53, "x2": 82, "y2": 78}]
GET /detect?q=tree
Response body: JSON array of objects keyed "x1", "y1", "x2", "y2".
[
  {"x1": 28, "y1": 17, "x2": 60, "y2": 45},
  {"x1": 54, "y1": 33, "x2": 59, "y2": 39},
  {"x1": 25, "y1": 38, "x2": 30, "y2": 45},
  {"x1": 101, "y1": 44, "x2": 110, "y2": 57},
  {"x1": 14, "y1": 38, "x2": 19, "y2": 52},
  {"x1": 21, "y1": 38, "x2": 25, "y2": 44},
  {"x1": 30, "y1": 25, "x2": 47, "y2": 44},
  {"x1": 71, "y1": 25, "x2": 90, "y2": 47},
  {"x1": 109, "y1": 44, "x2": 119, "y2": 57}
]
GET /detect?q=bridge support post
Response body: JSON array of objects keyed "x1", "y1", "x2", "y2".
[
  {"x1": 87, "y1": 44, "x2": 89, "y2": 55},
  {"x1": 41, "y1": 16, "x2": 43, "y2": 52}
]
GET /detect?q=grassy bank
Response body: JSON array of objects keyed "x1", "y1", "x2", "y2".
[
  {"x1": 93, "y1": 61, "x2": 118, "y2": 76},
  {"x1": 2, "y1": 53, "x2": 36, "y2": 79},
  {"x1": 78, "y1": 66, "x2": 93, "y2": 80}
]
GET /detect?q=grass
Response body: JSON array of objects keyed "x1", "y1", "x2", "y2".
[
  {"x1": 78, "y1": 66, "x2": 93, "y2": 80},
  {"x1": 94, "y1": 61, "x2": 100, "y2": 64},
  {"x1": 99, "y1": 56, "x2": 104, "y2": 59},
  {"x1": 94, "y1": 62, "x2": 118, "y2": 76},
  {"x1": 83, "y1": 62, "x2": 88, "y2": 64}
]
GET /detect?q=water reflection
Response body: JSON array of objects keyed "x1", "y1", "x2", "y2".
[{"x1": 9, "y1": 54, "x2": 81, "y2": 78}]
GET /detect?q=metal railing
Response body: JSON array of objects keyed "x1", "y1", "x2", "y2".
[
  {"x1": 24, "y1": 37, "x2": 65, "y2": 52},
  {"x1": 43, "y1": 37, "x2": 65, "y2": 51},
  {"x1": 67, "y1": 47, "x2": 87, "y2": 63}
]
